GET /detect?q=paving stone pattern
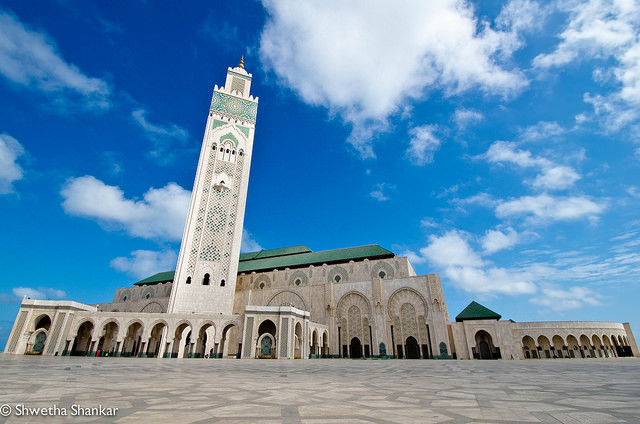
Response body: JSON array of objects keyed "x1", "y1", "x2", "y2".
[{"x1": 0, "y1": 356, "x2": 639, "y2": 423}]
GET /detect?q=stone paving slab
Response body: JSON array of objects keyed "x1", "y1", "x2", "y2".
[{"x1": 0, "y1": 356, "x2": 638, "y2": 423}]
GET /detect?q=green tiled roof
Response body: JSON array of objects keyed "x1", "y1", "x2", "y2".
[
  {"x1": 133, "y1": 245, "x2": 394, "y2": 286},
  {"x1": 455, "y1": 301, "x2": 502, "y2": 322},
  {"x1": 238, "y1": 244, "x2": 393, "y2": 274},
  {"x1": 239, "y1": 245, "x2": 312, "y2": 261},
  {"x1": 134, "y1": 271, "x2": 175, "y2": 286}
]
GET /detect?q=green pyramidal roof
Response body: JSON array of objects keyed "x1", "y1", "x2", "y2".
[
  {"x1": 455, "y1": 301, "x2": 502, "y2": 322},
  {"x1": 134, "y1": 245, "x2": 394, "y2": 286}
]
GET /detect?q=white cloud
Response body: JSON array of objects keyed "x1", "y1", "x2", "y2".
[
  {"x1": 241, "y1": 229, "x2": 263, "y2": 253},
  {"x1": 482, "y1": 227, "x2": 520, "y2": 254},
  {"x1": 0, "y1": 11, "x2": 110, "y2": 109},
  {"x1": 453, "y1": 192, "x2": 499, "y2": 209},
  {"x1": 518, "y1": 121, "x2": 566, "y2": 142},
  {"x1": 132, "y1": 109, "x2": 189, "y2": 164},
  {"x1": 370, "y1": 182, "x2": 395, "y2": 202},
  {"x1": 534, "y1": 0, "x2": 640, "y2": 129},
  {"x1": 484, "y1": 140, "x2": 549, "y2": 168},
  {"x1": 259, "y1": 0, "x2": 528, "y2": 157},
  {"x1": 61, "y1": 175, "x2": 190, "y2": 241},
  {"x1": 483, "y1": 141, "x2": 581, "y2": 190},
  {"x1": 420, "y1": 217, "x2": 439, "y2": 228},
  {"x1": 453, "y1": 108, "x2": 483, "y2": 130},
  {"x1": 531, "y1": 166, "x2": 581, "y2": 190},
  {"x1": 12, "y1": 286, "x2": 66, "y2": 300},
  {"x1": 496, "y1": 194, "x2": 605, "y2": 222},
  {"x1": 110, "y1": 249, "x2": 177, "y2": 279},
  {"x1": 406, "y1": 125, "x2": 441, "y2": 165},
  {"x1": 530, "y1": 285, "x2": 602, "y2": 311},
  {"x1": 0, "y1": 133, "x2": 25, "y2": 194},
  {"x1": 419, "y1": 230, "x2": 537, "y2": 295}
]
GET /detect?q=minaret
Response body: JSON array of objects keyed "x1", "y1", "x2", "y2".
[{"x1": 168, "y1": 59, "x2": 258, "y2": 315}]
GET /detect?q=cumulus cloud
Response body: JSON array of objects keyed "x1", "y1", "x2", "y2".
[
  {"x1": 0, "y1": 11, "x2": 110, "y2": 109},
  {"x1": 482, "y1": 227, "x2": 520, "y2": 254},
  {"x1": 496, "y1": 194, "x2": 605, "y2": 222},
  {"x1": 518, "y1": 121, "x2": 566, "y2": 142},
  {"x1": 241, "y1": 229, "x2": 263, "y2": 253},
  {"x1": 132, "y1": 109, "x2": 189, "y2": 164},
  {"x1": 531, "y1": 166, "x2": 581, "y2": 190},
  {"x1": 530, "y1": 285, "x2": 602, "y2": 311},
  {"x1": 0, "y1": 133, "x2": 25, "y2": 194},
  {"x1": 110, "y1": 249, "x2": 177, "y2": 279},
  {"x1": 406, "y1": 125, "x2": 442, "y2": 166},
  {"x1": 12, "y1": 286, "x2": 66, "y2": 300},
  {"x1": 483, "y1": 141, "x2": 581, "y2": 190},
  {"x1": 60, "y1": 175, "x2": 190, "y2": 241},
  {"x1": 259, "y1": 0, "x2": 528, "y2": 157},
  {"x1": 418, "y1": 230, "x2": 537, "y2": 295}
]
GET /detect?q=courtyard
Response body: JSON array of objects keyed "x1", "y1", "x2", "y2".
[{"x1": 0, "y1": 356, "x2": 638, "y2": 423}]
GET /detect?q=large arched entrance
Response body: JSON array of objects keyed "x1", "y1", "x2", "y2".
[
  {"x1": 405, "y1": 336, "x2": 420, "y2": 359},
  {"x1": 475, "y1": 330, "x2": 499, "y2": 359},
  {"x1": 350, "y1": 337, "x2": 363, "y2": 359},
  {"x1": 123, "y1": 322, "x2": 144, "y2": 357},
  {"x1": 220, "y1": 323, "x2": 240, "y2": 358}
]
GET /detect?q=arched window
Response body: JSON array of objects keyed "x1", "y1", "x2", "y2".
[
  {"x1": 203, "y1": 273, "x2": 210, "y2": 286},
  {"x1": 220, "y1": 279, "x2": 226, "y2": 287},
  {"x1": 186, "y1": 276, "x2": 191, "y2": 285}
]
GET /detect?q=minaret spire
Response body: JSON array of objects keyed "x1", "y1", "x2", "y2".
[{"x1": 238, "y1": 56, "x2": 245, "y2": 69}]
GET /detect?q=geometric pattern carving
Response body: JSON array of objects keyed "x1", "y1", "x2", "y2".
[
  {"x1": 254, "y1": 274, "x2": 272, "y2": 290},
  {"x1": 280, "y1": 318, "x2": 289, "y2": 357},
  {"x1": 46, "y1": 312, "x2": 66, "y2": 355},
  {"x1": 337, "y1": 292, "x2": 371, "y2": 321},
  {"x1": 288, "y1": 270, "x2": 308, "y2": 286},
  {"x1": 401, "y1": 303, "x2": 418, "y2": 340},
  {"x1": 7, "y1": 311, "x2": 28, "y2": 353},
  {"x1": 387, "y1": 288, "x2": 427, "y2": 320},
  {"x1": 267, "y1": 291, "x2": 307, "y2": 310},
  {"x1": 370, "y1": 261, "x2": 394, "y2": 280},
  {"x1": 243, "y1": 317, "x2": 254, "y2": 357},
  {"x1": 210, "y1": 91, "x2": 257, "y2": 123},
  {"x1": 348, "y1": 306, "x2": 363, "y2": 341},
  {"x1": 328, "y1": 266, "x2": 348, "y2": 283}
]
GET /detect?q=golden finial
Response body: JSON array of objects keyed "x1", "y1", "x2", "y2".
[{"x1": 239, "y1": 56, "x2": 245, "y2": 69}]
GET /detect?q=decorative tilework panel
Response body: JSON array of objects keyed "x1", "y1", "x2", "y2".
[
  {"x1": 210, "y1": 91, "x2": 257, "y2": 123},
  {"x1": 348, "y1": 306, "x2": 362, "y2": 341}
]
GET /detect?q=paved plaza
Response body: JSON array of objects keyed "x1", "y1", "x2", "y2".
[{"x1": 0, "y1": 356, "x2": 638, "y2": 424}]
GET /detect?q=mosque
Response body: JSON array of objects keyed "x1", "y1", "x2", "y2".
[{"x1": 4, "y1": 61, "x2": 639, "y2": 361}]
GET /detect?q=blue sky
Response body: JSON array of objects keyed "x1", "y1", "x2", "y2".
[{"x1": 1, "y1": 0, "x2": 640, "y2": 348}]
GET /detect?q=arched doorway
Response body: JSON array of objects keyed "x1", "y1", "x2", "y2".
[
  {"x1": 97, "y1": 321, "x2": 119, "y2": 356},
  {"x1": 294, "y1": 322, "x2": 303, "y2": 359},
  {"x1": 475, "y1": 330, "x2": 499, "y2": 359},
  {"x1": 31, "y1": 332, "x2": 47, "y2": 354},
  {"x1": 220, "y1": 323, "x2": 239, "y2": 358},
  {"x1": 123, "y1": 322, "x2": 144, "y2": 357},
  {"x1": 146, "y1": 322, "x2": 166, "y2": 358},
  {"x1": 405, "y1": 336, "x2": 420, "y2": 359},
  {"x1": 71, "y1": 321, "x2": 94, "y2": 356},
  {"x1": 350, "y1": 337, "x2": 363, "y2": 359},
  {"x1": 257, "y1": 320, "x2": 276, "y2": 359}
]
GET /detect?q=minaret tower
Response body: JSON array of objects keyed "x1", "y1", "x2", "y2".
[{"x1": 168, "y1": 59, "x2": 258, "y2": 314}]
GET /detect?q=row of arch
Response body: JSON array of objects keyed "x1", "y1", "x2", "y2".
[
  {"x1": 27, "y1": 313, "x2": 243, "y2": 359},
  {"x1": 521, "y1": 333, "x2": 633, "y2": 359}
]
